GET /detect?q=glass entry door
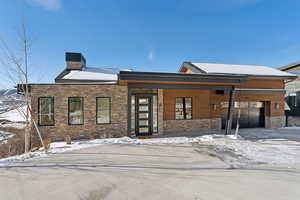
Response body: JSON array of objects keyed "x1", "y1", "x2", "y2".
[{"x1": 135, "y1": 96, "x2": 152, "y2": 136}]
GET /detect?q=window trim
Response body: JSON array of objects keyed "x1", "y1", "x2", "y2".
[
  {"x1": 68, "y1": 97, "x2": 84, "y2": 126},
  {"x1": 38, "y1": 96, "x2": 55, "y2": 126},
  {"x1": 96, "y1": 97, "x2": 111, "y2": 124},
  {"x1": 175, "y1": 97, "x2": 193, "y2": 120}
]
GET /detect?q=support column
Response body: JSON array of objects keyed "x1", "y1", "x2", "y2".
[
  {"x1": 127, "y1": 87, "x2": 132, "y2": 136},
  {"x1": 225, "y1": 87, "x2": 236, "y2": 135}
]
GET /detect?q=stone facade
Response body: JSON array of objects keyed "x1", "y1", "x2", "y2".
[
  {"x1": 157, "y1": 89, "x2": 164, "y2": 135},
  {"x1": 29, "y1": 83, "x2": 287, "y2": 145},
  {"x1": 265, "y1": 116, "x2": 286, "y2": 128},
  {"x1": 163, "y1": 119, "x2": 211, "y2": 133},
  {"x1": 30, "y1": 84, "x2": 128, "y2": 144},
  {"x1": 286, "y1": 116, "x2": 300, "y2": 126},
  {"x1": 210, "y1": 118, "x2": 222, "y2": 130}
]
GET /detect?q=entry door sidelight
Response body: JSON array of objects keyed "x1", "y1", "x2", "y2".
[{"x1": 136, "y1": 96, "x2": 152, "y2": 136}]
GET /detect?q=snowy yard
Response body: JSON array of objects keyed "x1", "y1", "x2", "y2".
[
  {"x1": 1, "y1": 129, "x2": 300, "y2": 200},
  {"x1": 2, "y1": 127, "x2": 300, "y2": 168}
]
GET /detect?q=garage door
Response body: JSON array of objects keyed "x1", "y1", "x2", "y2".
[{"x1": 221, "y1": 101, "x2": 265, "y2": 129}]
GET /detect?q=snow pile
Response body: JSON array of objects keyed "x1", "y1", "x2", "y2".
[{"x1": 199, "y1": 137, "x2": 300, "y2": 168}]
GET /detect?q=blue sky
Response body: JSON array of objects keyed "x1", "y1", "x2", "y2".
[{"x1": 1, "y1": 0, "x2": 300, "y2": 88}]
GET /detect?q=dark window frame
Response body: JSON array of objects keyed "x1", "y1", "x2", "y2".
[
  {"x1": 38, "y1": 96, "x2": 55, "y2": 126},
  {"x1": 68, "y1": 97, "x2": 84, "y2": 125},
  {"x1": 175, "y1": 97, "x2": 192, "y2": 120},
  {"x1": 96, "y1": 97, "x2": 111, "y2": 124}
]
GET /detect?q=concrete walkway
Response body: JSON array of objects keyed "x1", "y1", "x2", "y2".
[{"x1": 1, "y1": 142, "x2": 300, "y2": 200}]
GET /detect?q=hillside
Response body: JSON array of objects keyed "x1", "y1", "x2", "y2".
[{"x1": 0, "y1": 89, "x2": 24, "y2": 114}]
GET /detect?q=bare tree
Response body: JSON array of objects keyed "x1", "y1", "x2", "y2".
[{"x1": 0, "y1": 21, "x2": 46, "y2": 153}]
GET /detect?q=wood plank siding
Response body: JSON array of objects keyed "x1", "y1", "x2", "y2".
[{"x1": 163, "y1": 79, "x2": 285, "y2": 120}]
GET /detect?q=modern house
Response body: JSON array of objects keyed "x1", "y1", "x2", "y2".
[
  {"x1": 279, "y1": 61, "x2": 300, "y2": 126},
  {"x1": 21, "y1": 52, "x2": 296, "y2": 143}
]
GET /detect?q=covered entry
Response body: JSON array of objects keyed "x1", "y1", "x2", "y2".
[
  {"x1": 119, "y1": 71, "x2": 248, "y2": 136},
  {"x1": 221, "y1": 101, "x2": 265, "y2": 129},
  {"x1": 130, "y1": 89, "x2": 158, "y2": 137}
]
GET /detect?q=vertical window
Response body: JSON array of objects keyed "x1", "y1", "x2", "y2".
[
  {"x1": 38, "y1": 97, "x2": 54, "y2": 126},
  {"x1": 175, "y1": 97, "x2": 192, "y2": 120},
  {"x1": 68, "y1": 97, "x2": 84, "y2": 125},
  {"x1": 96, "y1": 97, "x2": 111, "y2": 124},
  {"x1": 153, "y1": 95, "x2": 158, "y2": 133}
]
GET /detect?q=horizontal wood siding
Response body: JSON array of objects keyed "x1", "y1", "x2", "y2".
[
  {"x1": 236, "y1": 79, "x2": 284, "y2": 89},
  {"x1": 210, "y1": 92, "x2": 285, "y2": 118},
  {"x1": 163, "y1": 89, "x2": 210, "y2": 120},
  {"x1": 163, "y1": 79, "x2": 285, "y2": 121}
]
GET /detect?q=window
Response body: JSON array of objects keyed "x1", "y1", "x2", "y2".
[
  {"x1": 175, "y1": 97, "x2": 192, "y2": 120},
  {"x1": 38, "y1": 97, "x2": 54, "y2": 126},
  {"x1": 216, "y1": 90, "x2": 225, "y2": 95},
  {"x1": 153, "y1": 95, "x2": 158, "y2": 133},
  {"x1": 96, "y1": 97, "x2": 111, "y2": 124},
  {"x1": 68, "y1": 97, "x2": 84, "y2": 125}
]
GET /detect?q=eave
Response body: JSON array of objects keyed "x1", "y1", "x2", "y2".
[{"x1": 118, "y1": 71, "x2": 248, "y2": 86}]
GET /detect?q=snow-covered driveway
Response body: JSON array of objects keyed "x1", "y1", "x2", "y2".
[{"x1": 1, "y1": 128, "x2": 300, "y2": 200}]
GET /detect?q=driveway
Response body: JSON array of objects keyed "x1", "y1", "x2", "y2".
[{"x1": 1, "y1": 140, "x2": 300, "y2": 200}]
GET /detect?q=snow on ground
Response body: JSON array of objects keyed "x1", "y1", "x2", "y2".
[
  {"x1": 0, "y1": 106, "x2": 26, "y2": 122},
  {"x1": 1, "y1": 128, "x2": 300, "y2": 167},
  {"x1": 0, "y1": 130, "x2": 15, "y2": 144},
  {"x1": 0, "y1": 122, "x2": 25, "y2": 129}
]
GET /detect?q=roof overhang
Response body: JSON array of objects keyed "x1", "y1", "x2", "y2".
[
  {"x1": 118, "y1": 71, "x2": 248, "y2": 86},
  {"x1": 181, "y1": 62, "x2": 297, "y2": 80},
  {"x1": 279, "y1": 61, "x2": 300, "y2": 72}
]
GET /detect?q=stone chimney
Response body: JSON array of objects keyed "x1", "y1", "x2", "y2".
[{"x1": 65, "y1": 52, "x2": 86, "y2": 70}]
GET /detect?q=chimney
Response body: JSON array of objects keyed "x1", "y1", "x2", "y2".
[{"x1": 65, "y1": 52, "x2": 86, "y2": 70}]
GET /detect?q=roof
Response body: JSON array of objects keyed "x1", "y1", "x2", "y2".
[
  {"x1": 55, "y1": 67, "x2": 131, "y2": 83},
  {"x1": 278, "y1": 61, "x2": 300, "y2": 72},
  {"x1": 183, "y1": 62, "x2": 296, "y2": 78}
]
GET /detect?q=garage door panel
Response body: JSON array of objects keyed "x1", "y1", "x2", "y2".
[
  {"x1": 221, "y1": 101, "x2": 265, "y2": 129},
  {"x1": 239, "y1": 109, "x2": 249, "y2": 128},
  {"x1": 249, "y1": 108, "x2": 260, "y2": 128}
]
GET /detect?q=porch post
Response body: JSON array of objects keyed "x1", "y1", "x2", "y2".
[
  {"x1": 127, "y1": 87, "x2": 132, "y2": 136},
  {"x1": 225, "y1": 87, "x2": 236, "y2": 135}
]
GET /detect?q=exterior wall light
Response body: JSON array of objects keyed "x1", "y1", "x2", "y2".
[
  {"x1": 212, "y1": 104, "x2": 217, "y2": 110},
  {"x1": 275, "y1": 103, "x2": 280, "y2": 110}
]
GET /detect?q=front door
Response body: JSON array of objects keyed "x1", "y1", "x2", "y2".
[{"x1": 135, "y1": 96, "x2": 152, "y2": 136}]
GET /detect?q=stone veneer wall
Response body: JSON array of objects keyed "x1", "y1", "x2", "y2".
[
  {"x1": 163, "y1": 119, "x2": 212, "y2": 133},
  {"x1": 286, "y1": 116, "x2": 300, "y2": 127},
  {"x1": 30, "y1": 84, "x2": 128, "y2": 144},
  {"x1": 210, "y1": 118, "x2": 222, "y2": 131},
  {"x1": 163, "y1": 118, "x2": 222, "y2": 133},
  {"x1": 157, "y1": 89, "x2": 164, "y2": 135},
  {"x1": 265, "y1": 116, "x2": 286, "y2": 128}
]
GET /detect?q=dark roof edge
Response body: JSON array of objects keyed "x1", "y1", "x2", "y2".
[
  {"x1": 247, "y1": 74, "x2": 297, "y2": 79},
  {"x1": 279, "y1": 61, "x2": 300, "y2": 71},
  {"x1": 119, "y1": 71, "x2": 248, "y2": 84},
  {"x1": 55, "y1": 69, "x2": 70, "y2": 82}
]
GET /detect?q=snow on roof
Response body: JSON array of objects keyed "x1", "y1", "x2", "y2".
[
  {"x1": 61, "y1": 67, "x2": 131, "y2": 81},
  {"x1": 188, "y1": 62, "x2": 295, "y2": 77}
]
